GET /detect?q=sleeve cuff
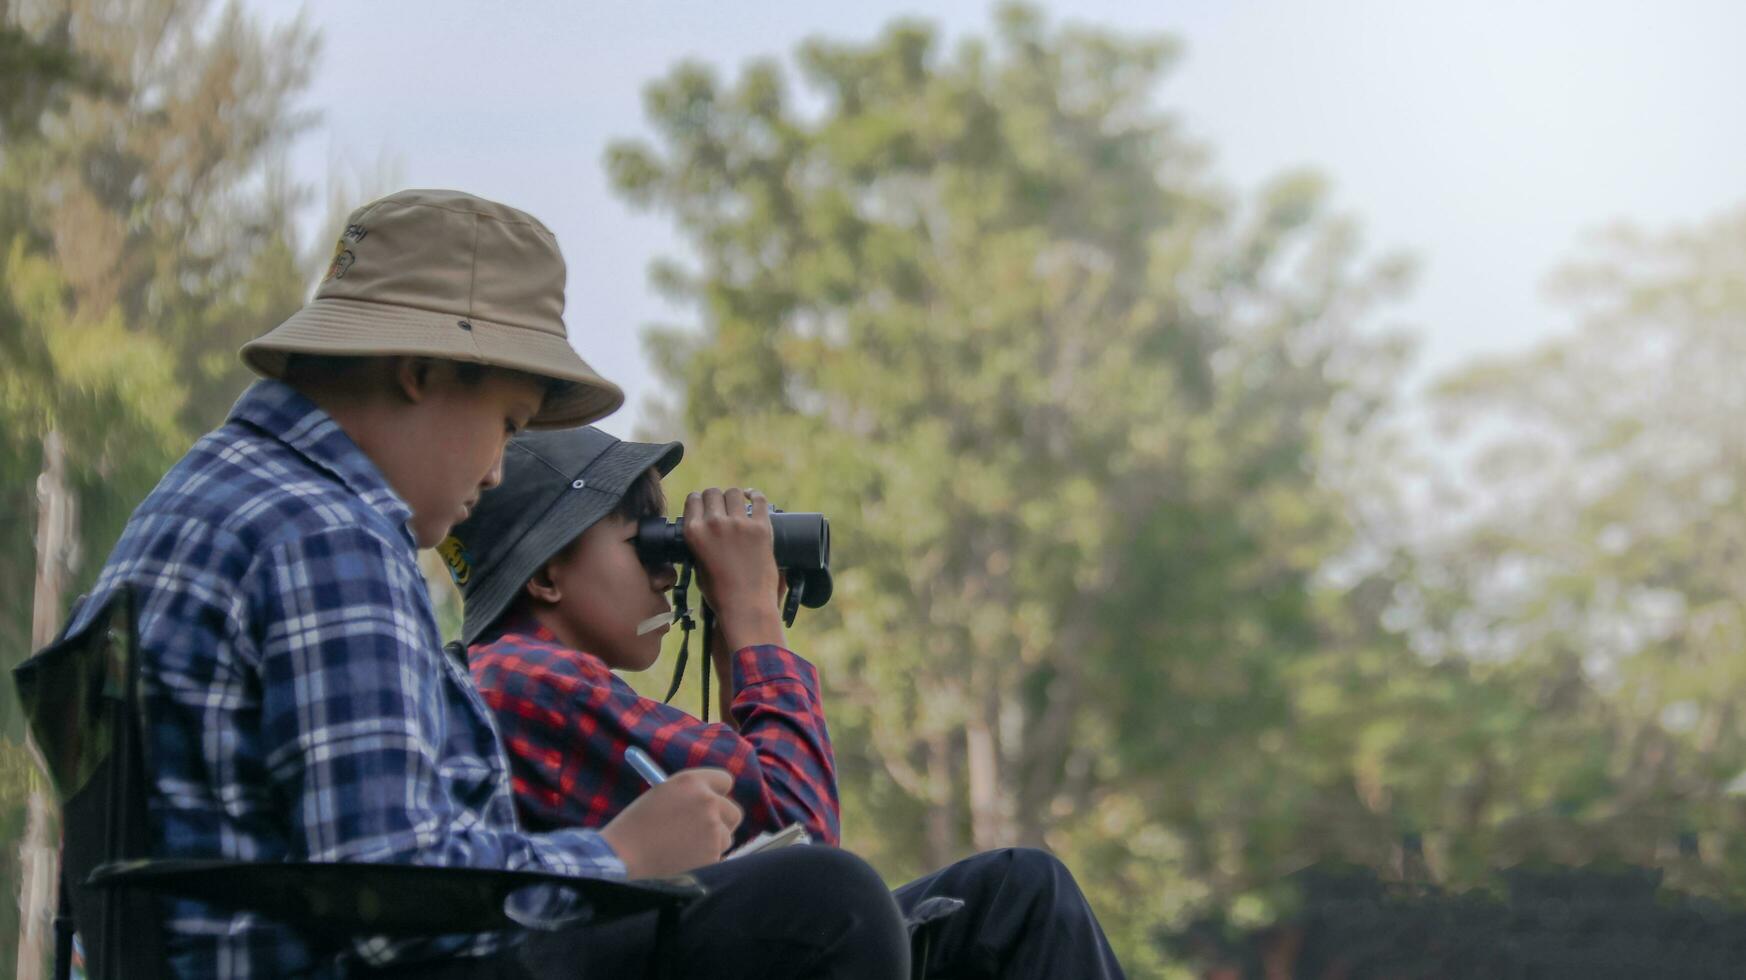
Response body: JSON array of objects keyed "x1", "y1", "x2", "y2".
[
  {"x1": 546, "y1": 827, "x2": 629, "y2": 880},
  {"x1": 730, "y1": 644, "x2": 820, "y2": 692}
]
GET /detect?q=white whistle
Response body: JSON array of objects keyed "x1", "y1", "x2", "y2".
[{"x1": 636, "y1": 610, "x2": 676, "y2": 636}]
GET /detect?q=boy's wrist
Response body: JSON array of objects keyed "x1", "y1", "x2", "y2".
[
  {"x1": 598, "y1": 823, "x2": 646, "y2": 879},
  {"x1": 715, "y1": 607, "x2": 785, "y2": 652}
]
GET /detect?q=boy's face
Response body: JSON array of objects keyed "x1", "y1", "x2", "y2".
[
  {"x1": 540, "y1": 513, "x2": 679, "y2": 671},
  {"x1": 392, "y1": 365, "x2": 545, "y2": 548}
]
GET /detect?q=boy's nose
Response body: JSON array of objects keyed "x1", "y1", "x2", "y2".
[
  {"x1": 650, "y1": 562, "x2": 679, "y2": 592},
  {"x1": 480, "y1": 452, "x2": 505, "y2": 491}
]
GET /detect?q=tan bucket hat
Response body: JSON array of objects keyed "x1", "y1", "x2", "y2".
[{"x1": 241, "y1": 188, "x2": 624, "y2": 428}]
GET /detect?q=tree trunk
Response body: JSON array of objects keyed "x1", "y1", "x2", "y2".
[
  {"x1": 16, "y1": 792, "x2": 56, "y2": 980},
  {"x1": 18, "y1": 430, "x2": 77, "y2": 980},
  {"x1": 30, "y1": 431, "x2": 77, "y2": 647},
  {"x1": 1014, "y1": 621, "x2": 1092, "y2": 847},
  {"x1": 966, "y1": 691, "x2": 1009, "y2": 850},
  {"x1": 924, "y1": 732, "x2": 956, "y2": 868}
]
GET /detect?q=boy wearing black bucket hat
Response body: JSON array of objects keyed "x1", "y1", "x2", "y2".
[
  {"x1": 53, "y1": 190, "x2": 908, "y2": 979},
  {"x1": 451, "y1": 426, "x2": 1128, "y2": 980},
  {"x1": 445, "y1": 427, "x2": 841, "y2": 846}
]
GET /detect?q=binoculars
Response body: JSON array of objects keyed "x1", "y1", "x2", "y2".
[{"x1": 634, "y1": 511, "x2": 834, "y2": 622}]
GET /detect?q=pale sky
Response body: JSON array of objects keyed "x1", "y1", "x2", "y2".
[{"x1": 257, "y1": 1, "x2": 1746, "y2": 439}]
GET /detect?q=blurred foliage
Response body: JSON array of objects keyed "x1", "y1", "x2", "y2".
[
  {"x1": 0, "y1": 1, "x2": 1743, "y2": 977},
  {"x1": 0, "y1": 0, "x2": 315, "y2": 729},
  {"x1": 608, "y1": 4, "x2": 1419, "y2": 970},
  {"x1": 1405, "y1": 208, "x2": 1746, "y2": 885},
  {"x1": 609, "y1": 4, "x2": 1746, "y2": 974},
  {"x1": 0, "y1": 0, "x2": 315, "y2": 971}
]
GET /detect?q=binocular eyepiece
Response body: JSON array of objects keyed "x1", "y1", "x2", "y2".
[{"x1": 634, "y1": 511, "x2": 834, "y2": 618}]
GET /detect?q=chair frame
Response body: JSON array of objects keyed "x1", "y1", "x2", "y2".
[{"x1": 13, "y1": 586, "x2": 703, "y2": 979}]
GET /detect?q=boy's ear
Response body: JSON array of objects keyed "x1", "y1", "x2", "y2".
[
  {"x1": 393, "y1": 356, "x2": 436, "y2": 405},
  {"x1": 524, "y1": 561, "x2": 563, "y2": 605}
]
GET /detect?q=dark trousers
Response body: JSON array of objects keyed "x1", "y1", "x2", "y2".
[
  {"x1": 368, "y1": 846, "x2": 1122, "y2": 980},
  {"x1": 893, "y1": 848, "x2": 1126, "y2": 980},
  {"x1": 370, "y1": 846, "x2": 910, "y2": 979}
]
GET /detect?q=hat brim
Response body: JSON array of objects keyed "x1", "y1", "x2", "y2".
[
  {"x1": 459, "y1": 438, "x2": 684, "y2": 647},
  {"x1": 241, "y1": 296, "x2": 625, "y2": 428}
]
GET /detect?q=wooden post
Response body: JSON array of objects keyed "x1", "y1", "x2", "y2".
[{"x1": 17, "y1": 430, "x2": 77, "y2": 980}]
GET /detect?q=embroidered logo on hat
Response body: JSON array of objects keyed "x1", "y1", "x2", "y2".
[
  {"x1": 437, "y1": 535, "x2": 472, "y2": 586},
  {"x1": 322, "y1": 223, "x2": 370, "y2": 282},
  {"x1": 323, "y1": 243, "x2": 355, "y2": 282}
]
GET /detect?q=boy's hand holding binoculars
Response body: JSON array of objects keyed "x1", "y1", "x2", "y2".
[{"x1": 682, "y1": 487, "x2": 787, "y2": 652}]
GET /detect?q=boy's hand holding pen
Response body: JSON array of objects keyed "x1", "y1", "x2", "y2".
[
  {"x1": 600, "y1": 748, "x2": 741, "y2": 878},
  {"x1": 624, "y1": 746, "x2": 668, "y2": 786}
]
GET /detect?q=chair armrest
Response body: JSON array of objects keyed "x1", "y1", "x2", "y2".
[{"x1": 87, "y1": 858, "x2": 704, "y2": 937}]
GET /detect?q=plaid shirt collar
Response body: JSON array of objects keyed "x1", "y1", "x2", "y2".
[
  {"x1": 229, "y1": 380, "x2": 414, "y2": 537},
  {"x1": 472, "y1": 607, "x2": 587, "y2": 664},
  {"x1": 479, "y1": 607, "x2": 555, "y2": 646}
]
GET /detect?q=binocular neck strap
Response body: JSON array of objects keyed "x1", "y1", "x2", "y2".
[
  {"x1": 699, "y1": 605, "x2": 715, "y2": 724},
  {"x1": 661, "y1": 562, "x2": 694, "y2": 707},
  {"x1": 661, "y1": 561, "x2": 715, "y2": 721}
]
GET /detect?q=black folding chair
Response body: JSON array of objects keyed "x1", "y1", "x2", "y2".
[
  {"x1": 12, "y1": 587, "x2": 704, "y2": 979},
  {"x1": 903, "y1": 895, "x2": 965, "y2": 980}
]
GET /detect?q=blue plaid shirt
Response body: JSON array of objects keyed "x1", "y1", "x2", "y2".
[{"x1": 67, "y1": 380, "x2": 625, "y2": 978}]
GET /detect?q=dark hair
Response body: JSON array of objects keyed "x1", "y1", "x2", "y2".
[
  {"x1": 450, "y1": 362, "x2": 491, "y2": 384},
  {"x1": 282, "y1": 353, "x2": 566, "y2": 398},
  {"x1": 281, "y1": 353, "x2": 374, "y2": 381},
  {"x1": 615, "y1": 467, "x2": 668, "y2": 523}
]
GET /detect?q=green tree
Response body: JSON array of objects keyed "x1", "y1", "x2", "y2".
[
  {"x1": 0, "y1": 7, "x2": 109, "y2": 143},
  {"x1": 1, "y1": 2, "x2": 316, "y2": 972},
  {"x1": 1409, "y1": 207, "x2": 1746, "y2": 885},
  {"x1": 609, "y1": 7, "x2": 1413, "y2": 970},
  {"x1": 0, "y1": 0, "x2": 314, "y2": 732}
]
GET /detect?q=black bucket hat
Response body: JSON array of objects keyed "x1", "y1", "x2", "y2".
[{"x1": 440, "y1": 426, "x2": 683, "y2": 646}]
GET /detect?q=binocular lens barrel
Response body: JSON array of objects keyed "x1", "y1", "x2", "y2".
[{"x1": 634, "y1": 513, "x2": 830, "y2": 571}]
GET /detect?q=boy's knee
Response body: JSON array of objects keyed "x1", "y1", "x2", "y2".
[
  {"x1": 962, "y1": 847, "x2": 1087, "y2": 912},
  {"x1": 998, "y1": 845, "x2": 1061, "y2": 890},
  {"x1": 782, "y1": 848, "x2": 908, "y2": 974},
  {"x1": 1001, "y1": 846, "x2": 1064, "y2": 878},
  {"x1": 740, "y1": 847, "x2": 906, "y2": 932},
  {"x1": 969, "y1": 846, "x2": 1071, "y2": 894},
  {"x1": 791, "y1": 846, "x2": 898, "y2": 909}
]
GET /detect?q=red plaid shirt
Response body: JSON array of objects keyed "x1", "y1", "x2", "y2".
[{"x1": 468, "y1": 610, "x2": 841, "y2": 846}]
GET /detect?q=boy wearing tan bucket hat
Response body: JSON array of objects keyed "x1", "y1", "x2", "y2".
[{"x1": 57, "y1": 189, "x2": 909, "y2": 979}]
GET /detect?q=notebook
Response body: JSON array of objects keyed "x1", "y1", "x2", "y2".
[{"x1": 725, "y1": 823, "x2": 812, "y2": 860}]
